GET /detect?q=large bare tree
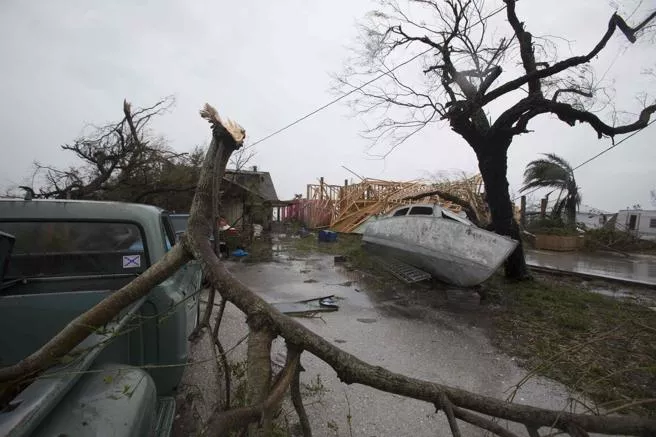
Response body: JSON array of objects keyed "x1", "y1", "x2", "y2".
[
  {"x1": 22, "y1": 96, "x2": 204, "y2": 211},
  {"x1": 2, "y1": 103, "x2": 655, "y2": 437},
  {"x1": 336, "y1": 0, "x2": 656, "y2": 278}
]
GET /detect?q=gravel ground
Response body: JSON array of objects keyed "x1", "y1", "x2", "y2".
[{"x1": 172, "y1": 249, "x2": 589, "y2": 437}]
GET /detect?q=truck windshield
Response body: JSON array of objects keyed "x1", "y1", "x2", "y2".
[{"x1": 0, "y1": 221, "x2": 148, "y2": 279}]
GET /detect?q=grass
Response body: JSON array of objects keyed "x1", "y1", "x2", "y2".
[
  {"x1": 582, "y1": 228, "x2": 656, "y2": 254},
  {"x1": 484, "y1": 274, "x2": 656, "y2": 416},
  {"x1": 285, "y1": 231, "x2": 656, "y2": 416}
]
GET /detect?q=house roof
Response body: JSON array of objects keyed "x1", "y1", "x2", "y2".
[{"x1": 223, "y1": 169, "x2": 278, "y2": 202}]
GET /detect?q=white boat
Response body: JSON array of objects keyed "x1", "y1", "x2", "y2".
[{"x1": 362, "y1": 203, "x2": 518, "y2": 287}]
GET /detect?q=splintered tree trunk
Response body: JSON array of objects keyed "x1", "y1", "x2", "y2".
[
  {"x1": 247, "y1": 325, "x2": 275, "y2": 436},
  {"x1": 476, "y1": 146, "x2": 529, "y2": 280}
]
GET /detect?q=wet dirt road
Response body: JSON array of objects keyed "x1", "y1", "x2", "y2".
[
  {"x1": 526, "y1": 249, "x2": 656, "y2": 286},
  {"x1": 205, "y1": 248, "x2": 582, "y2": 437}
]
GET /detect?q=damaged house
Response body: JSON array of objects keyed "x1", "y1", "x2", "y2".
[{"x1": 220, "y1": 167, "x2": 279, "y2": 235}]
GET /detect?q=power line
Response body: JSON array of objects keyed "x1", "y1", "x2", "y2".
[
  {"x1": 572, "y1": 120, "x2": 655, "y2": 171},
  {"x1": 246, "y1": 49, "x2": 431, "y2": 148},
  {"x1": 514, "y1": 120, "x2": 655, "y2": 201},
  {"x1": 246, "y1": 5, "x2": 507, "y2": 149}
]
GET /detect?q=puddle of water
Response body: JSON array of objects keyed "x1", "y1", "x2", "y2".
[
  {"x1": 526, "y1": 250, "x2": 656, "y2": 284},
  {"x1": 357, "y1": 318, "x2": 378, "y2": 324},
  {"x1": 229, "y1": 238, "x2": 491, "y2": 317},
  {"x1": 220, "y1": 245, "x2": 594, "y2": 437},
  {"x1": 588, "y1": 287, "x2": 633, "y2": 299}
]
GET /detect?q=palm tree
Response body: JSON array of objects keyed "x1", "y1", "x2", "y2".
[{"x1": 521, "y1": 153, "x2": 581, "y2": 227}]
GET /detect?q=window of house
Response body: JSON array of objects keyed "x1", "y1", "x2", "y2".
[
  {"x1": 650, "y1": 218, "x2": 656, "y2": 229},
  {"x1": 392, "y1": 208, "x2": 409, "y2": 217},
  {"x1": 408, "y1": 206, "x2": 434, "y2": 215}
]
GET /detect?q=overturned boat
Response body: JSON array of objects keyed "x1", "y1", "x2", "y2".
[{"x1": 362, "y1": 203, "x2": 518, "y2": 287}]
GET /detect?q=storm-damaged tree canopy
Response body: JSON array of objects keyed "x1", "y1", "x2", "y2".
[
  {"x1": 22, "y1": 96, "x2": 205, "y2": 211},
  {"x1": 2, "y1": 102, "x2": 656, "y2": 437},
  {"x1": 336, "y1": 0, "x2": 656, "y2": 279}
]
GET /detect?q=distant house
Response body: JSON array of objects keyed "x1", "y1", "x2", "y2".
[
  {"x1": 575, "y1": 205, "x2": 612, "y2": 230},
  {"x1": 615, "y1": 209, "x2": 656, "y2": 241},
  {"x1": 523, "y1": 199, "x2": 610, "y2": 230},
  {"x1": 221, "y1": 167, "x2": 279, "y2": 233}
]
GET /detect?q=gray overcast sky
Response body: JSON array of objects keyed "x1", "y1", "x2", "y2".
[{"x1": 1, "y1": 0, "x2": 654, "y2": 212}]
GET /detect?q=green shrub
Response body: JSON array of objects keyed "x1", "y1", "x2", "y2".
[{"x1": 583, "y1": 228, "x2": 656, "y2": 252}]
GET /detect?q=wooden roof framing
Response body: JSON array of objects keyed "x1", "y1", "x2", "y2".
[{"x1": 300, "y1": 175, "x2": 488, "y2": 233}]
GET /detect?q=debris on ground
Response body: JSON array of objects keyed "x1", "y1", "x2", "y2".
[
  {"x1": 231, "y1": 248, "x2": 249, "y2": 257},
  {"x1": 271, "y1": 294, "x2": 340, "y2": 317},
  {"x1": 318, "y1": 229, "x2": 338, "y2": 242},
  {"x1": 373, "y1": 256, "x2": 432, "y2": 284}
]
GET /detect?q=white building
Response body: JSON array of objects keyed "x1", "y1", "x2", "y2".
[
  {"x1": 615, "y1": 209, "x2": 656, "y2": 241},
  {"x1": 575, "y1": 205, "x2": 611, "y2": 230},
  {"x1": 524, "y1": 199, "x2": 610, "y2": 230}
]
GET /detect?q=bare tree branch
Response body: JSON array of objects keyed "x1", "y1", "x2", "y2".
[
  {"x1": 482, "y1": 10, "x2": 656, "y2": 105},
  {"x1": 202, "y1": 347, "x2": 300, "y2": 436},
  {"x1": 438, "y1": 392, "x2": 462, "y2": 437},
  {"x1": 291, "y1": 362, "x2": 312, "y2": 437},
  {"x1": 552, "y1": 88, "x2": 594, "y2": 102},
  {"x1": 453, "y1": 405, "x2": 521, "y2": 437},
  {"x1": 0, "y1": 244, "x2": 191, "y2": 383},
  {"x1": 5, "y1": 102, "x2": 656, "y2": 437},
  {"x1": 504, "y1": 0, "x2": 542, "y2": 96}
]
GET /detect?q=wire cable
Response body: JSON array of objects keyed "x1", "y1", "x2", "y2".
[
  {"x1": 514, "y1": 119, "x2": 655, "y2": 201},
  {"x1": 245, "y1": 5, "x2": 507, "y2": 149}
]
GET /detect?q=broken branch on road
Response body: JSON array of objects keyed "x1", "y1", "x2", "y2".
[{"x1": 2, "y1": 103, "x2": 655, "y2": 436}]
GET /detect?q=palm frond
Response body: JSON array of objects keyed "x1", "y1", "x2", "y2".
[
  {"x1": 543, "y1": 153, "x2": 574, "y2": 173},
  {"x1": 521, "y1": 153, "x2": 577, "y2": 194},
  {"x1": 521, "y1": 153, "x2": 582, "y2": 226}
]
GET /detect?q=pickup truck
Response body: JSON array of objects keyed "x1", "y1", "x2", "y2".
[{"x1": 0, "y1": 199, "x2": 202, "y2": 437}]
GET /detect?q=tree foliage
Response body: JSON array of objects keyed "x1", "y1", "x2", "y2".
[
  {"x1": 23, "y1": 97, "x2": 204, "y2": 211},
  {"x1": 521, "y1": 153, "x2": 581, "y2": 226}
]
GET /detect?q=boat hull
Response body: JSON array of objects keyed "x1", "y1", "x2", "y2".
[{"x1": 363, "y1": 216, "x2": 518, "y2": 287}]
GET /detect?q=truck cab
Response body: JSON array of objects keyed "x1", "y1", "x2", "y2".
[{"x1": 0, "y1": 199, "x2": 201, "y2": 437}]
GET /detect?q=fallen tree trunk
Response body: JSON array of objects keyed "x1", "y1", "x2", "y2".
[
  {"x1": 3, "y1": 102, "x2": 655, "y2": 437},
  {"x1": 0, "y1": 243, "x2": 191, "y2": 383},
  {"x1": 182, "y1": 105, "x2": 656, "y2": 437}
]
